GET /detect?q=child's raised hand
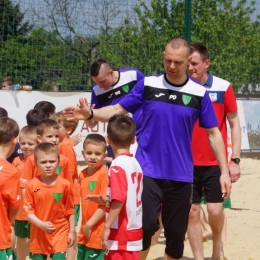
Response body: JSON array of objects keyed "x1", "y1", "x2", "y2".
[
  {"x1": 84, "y1": 194, "x2": 106, "y2": 205},
  {"x1": 71, "y1": 133, "x2": 82, "y2": 146},
  {"x1": 40, "y1": 221, "x2": 56, "y2": 234}
]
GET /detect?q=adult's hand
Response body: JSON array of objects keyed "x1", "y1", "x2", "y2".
[
  {"x1": 63, "y1": 98, "x2": 91, "y2": 121},
  {"x1": 229, "y1": 161, "x2": 241, "y2": 183}
]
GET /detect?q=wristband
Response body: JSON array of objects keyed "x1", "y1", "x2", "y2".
[{"x1": 87, "y1": 109, "x2": 94, "y2": 120}]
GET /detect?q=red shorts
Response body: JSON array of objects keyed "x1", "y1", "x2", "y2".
[{"x1": 105, "y1": 250, "x2": 139, "y2": 260}]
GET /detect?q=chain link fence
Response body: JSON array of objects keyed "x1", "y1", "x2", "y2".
[{"x1": 0, "y1": 0, "x2": 259, "y2": 92}]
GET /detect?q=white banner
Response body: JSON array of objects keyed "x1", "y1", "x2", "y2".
[
  {"x1": 1, "y1": 90, "x2": 259, "y2": 160},
  {"x1": 0, "y1": 90, "x2": 107, "y2": 161}
]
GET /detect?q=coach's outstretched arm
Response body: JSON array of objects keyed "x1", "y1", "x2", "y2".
[{"x1": 63, "y1": 97, "x2": 128, "y2": 122}]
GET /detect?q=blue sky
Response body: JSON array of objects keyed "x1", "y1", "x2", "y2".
[
  {"x1": 15, "y1": 0, "x2": 260, "y2": 34},
  {"x1": 243, "y1": 100, "x2": 260, "y2": 130}
]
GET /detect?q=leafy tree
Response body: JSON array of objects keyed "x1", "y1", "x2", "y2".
[
  {"x1": 0, "y1": 0, "x2": 32, "y2": 41},
  {"x1": 98, "y1": 0, "x2": 260, "y2": 92},
  {"x1": 31, "y1": 0, "x2": 132, "y2": 88}
]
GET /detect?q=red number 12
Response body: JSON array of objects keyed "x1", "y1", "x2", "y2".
[{"x1": 131, "y1": 172, "x2": 142, "y2": 207}]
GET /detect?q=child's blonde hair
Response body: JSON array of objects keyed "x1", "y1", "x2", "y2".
[
  {"x1": 36, "y1": 119, "x2": 59, "y2": 136},
  {"x1": 83, "y1": 134, "x2": 107, "y2": 152},
  {"x1": 19, "y1": 126, "x2": 37, "y2": 141},
  {"x1": 34, "y1": 143, "x2": 60, "y2": 163},
  {"x1": 51, "y1": 111, "x2": 78, "y2": 136}
]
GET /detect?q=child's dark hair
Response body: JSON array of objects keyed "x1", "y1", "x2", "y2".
[
  {"x1": 0, "y1": 107, "x2": 8, "y2": 118},
  {"x1": 83, "y1": 134, "x2": 107, "y2": 151},
  {"x1": 26, "y1": 109, "x2": 48, "y2": 126},
  {"x1": 34, "y1": 101, "x2": 56, "y2": 118},
  {"x1": 34, "y1": 142, "x2": 60, "y2": 163},
  {"x1": 0, "y1": 117, "x2": 19, "y2": 144},
  {"x1": 36, "y1": 119, "x2": 60, "y2": 136},
  {"x1": 107, "y1": 115, "x2": 136, "y2": 147},
  {"x1": 51, "y1": 111, "x2": 78, "y2": 136}
]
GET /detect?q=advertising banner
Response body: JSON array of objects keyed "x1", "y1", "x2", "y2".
[{"x1": 1, "y1": 90, "x2": 260, "y2": 160}]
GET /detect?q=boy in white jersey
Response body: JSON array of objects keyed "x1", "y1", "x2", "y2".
[{"x1": 89, "y1": 114, "x2": 143, "y2": 260}]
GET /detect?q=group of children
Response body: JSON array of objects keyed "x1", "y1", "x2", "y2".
[{"x1": 0, "y1": 101, "x2": 143, "y2": 260}]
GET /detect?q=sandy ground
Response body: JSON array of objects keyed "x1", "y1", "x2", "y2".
[
  {"x1": 25, "y1": 158, "x2": 260, "y2": 259},
  {"x1": 148, "y1": 158, "x2": 260, "y2": 260}
]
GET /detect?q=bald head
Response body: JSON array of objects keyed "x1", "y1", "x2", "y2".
[{"x1": 166, "y1": 37, "x2": 190, "y2": 57}]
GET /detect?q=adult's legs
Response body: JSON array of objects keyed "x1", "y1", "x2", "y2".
[
  {"x1": 162, "y1": 181, "x2": 192, "y2": 260},
  {"x1": 187, "y1": 203, "x2": 204, "y2": 260},
  {"x1": 207, "y1": 202, "x2": 224, "y2": 259},
  {"x1": 151, "y1": 214, "x2": 163, "y2": 246},
  {"x1": 140, "y1": 176, "x2": 163, "y2": 260},
  {"x1": 221, "y1": 211, "x2": 227, "y2": 244},
  {"x1": 200, "y1": 206, "x2": 212, "y2": 240},
  {"x1": 203, "y1": 166, "x2": 225, "y2": 260},
  {"x1": 187, "y1": 166, "x2": 204, "y2": 260}
]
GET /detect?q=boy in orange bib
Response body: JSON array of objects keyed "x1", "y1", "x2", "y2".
[{"x1": 23, "y1": 143, "x2": 75, "y2": 259}]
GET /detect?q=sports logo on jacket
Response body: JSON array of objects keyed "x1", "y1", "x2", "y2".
[
  {"x1": 122, "y1": 84, "x2": 130, "y2": 93},
  {"x1": 182, "y1": 94, "x2": 191, "y2": 105},
  {"x1": 53, "y1": 193, "x2": 63, "y2": 203},
  {"x1": 88, "y1": 181, "x2": 97, "y2": 192},
  {"x1": 209, "y1": 92, "x2": 217, "y2": 102}
]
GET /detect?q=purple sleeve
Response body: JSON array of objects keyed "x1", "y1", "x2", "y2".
[
  {"x1": 90, "y1": 88, "x2": 102, "y2": 109},
  {"x1": 119, "y1": 79, "x2": 145, "y2": 114},
  {"x1": 199, "y1": 91, "x2": 218, "y2": 128},
  {"x1": 136, "y1": 70, "x2": 145, "y2": 82}
]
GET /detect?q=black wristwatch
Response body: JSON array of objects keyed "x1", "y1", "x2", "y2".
[
  {"x1": 231, "y1": 158, "x2": 240, "y2": 164},
  {"x1": 87, "y1": 109, "x2": 94, "y2": 120}
]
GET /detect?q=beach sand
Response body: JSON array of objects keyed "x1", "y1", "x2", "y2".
[
  {"x1": 25, "y1": 158, "x2": 260, "y2": 259},
  {"x1": 148, "y1": 158, "x2": 260, "y2": 260}
]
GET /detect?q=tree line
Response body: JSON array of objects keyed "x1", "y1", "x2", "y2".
[{"x1": 0, "y1": 0, "x2": 259, "y2": 92}]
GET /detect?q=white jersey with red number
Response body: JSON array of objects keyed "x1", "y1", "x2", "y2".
[{"x1": 106, "y1": 153, "x2": 143, "y2": 251}]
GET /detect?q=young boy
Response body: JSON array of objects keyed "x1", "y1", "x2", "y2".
[
  {"x1": 51, "y1": 111, "x2": 80, "y2": 260},
  {"x1": 20, "y1": 119, "x2": 73, "y2": 188},
  {"x1": 12, "y1": 126, "x2": 38, "y2": 260},
  {"x1": 23, "y1": 143, "x2": 76, "y2": 259},
  {"x1": 77, "y1": 134, "x2": 108, "y2": 260},
  {"x1": 51, "y1": 111, "x2": 80, "y2": 220},
  {"x1": 0, "y1": 117, "x2": 20, "y2": 259},
  {"x1": 0, "y1": 107, "x2": 22, "y2": 163},
  {"x1": 100, "y1": 115, "x2": 143, "y2": 260}
]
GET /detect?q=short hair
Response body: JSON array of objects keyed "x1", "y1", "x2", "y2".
[
  {"x1": 19, "y1": 125, "x2": 37, "y2": 141},
  {"x1": 83, "y1": 134, "x2": 107, "y2": 152},
  {"x1": 90, "y1": 59, "x2": 111, "y2": 77},
  {"x1": 34, "y1": 101, "x2": 56, "y2": 118},
  {"x1": 167, "y1": 37, "x2": 190, "y2": 56},
  {"x1": 0, "y1": 117, "x2": 19, "y2": 145},
  {"x1": 26, "y1": 109, "x2": 48, "y2": 126},
  {"x1": 37, "y1": 119, "x2": 60, "y2": 136},
  {"x1": 0, "y1": 107, "x2": 8, "y2": 118},
  {"x1": 50, "y1": 111, "x2": 78, "y2": 135},
  {"x1": 190, "y1": 42, "x2": 209, "y2": 61},
  {"x1": 34, "y1": 142, "x2": 60, "y2": 163},
  {"x1": 107, "y1": 115, "x2": 136, "y2": 148}
]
